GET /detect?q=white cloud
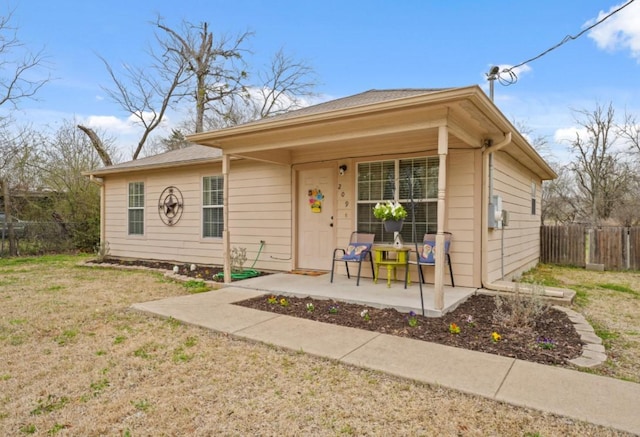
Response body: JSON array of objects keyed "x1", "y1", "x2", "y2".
[
  {"x1": 85, "y1": 115, "x2": 135, "y2": 133},
  {"x1": 554, "y1": 126, "x2": 587, "y2": 144},
  {"x1": 587, "y1": 1, "x2": 640, "y2": 61},
  {"x1": 126, "y1": 111, "x2": 171, "y2": 127}
]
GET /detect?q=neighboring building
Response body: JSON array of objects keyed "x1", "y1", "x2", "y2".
[{"x1": 86, "y1": 86, "x2": 556, "y2": 299}]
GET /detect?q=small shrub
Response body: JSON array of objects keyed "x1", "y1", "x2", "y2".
[
  {"x1": 230, "y1": 247, "x2": 247, "y2": 273},
  {"x1": 94, "y1": 241, "x2": 110, "y2": 262},
  {"x1": 493, "y1": 283, "x2": 549, "y2": 333}
]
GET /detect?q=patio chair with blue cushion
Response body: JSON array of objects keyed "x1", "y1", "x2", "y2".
[
  {"x1": 330, "y1": 232, "x2": 375, "y2": 286},
  {"x1": 406, "y1": 232, "x2": 455, "y2": 287}
]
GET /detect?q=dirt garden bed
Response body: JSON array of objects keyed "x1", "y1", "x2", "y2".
[{"x1": 236, "y1": 293, "x2": 583, "y2": 367}]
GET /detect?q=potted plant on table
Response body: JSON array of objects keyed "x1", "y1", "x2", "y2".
[{"x1": 373, "y1": 200, "x2": 407, "y2": 232}]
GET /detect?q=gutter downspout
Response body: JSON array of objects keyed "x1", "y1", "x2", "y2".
[
  {"x1": 89, "y1": 175, "x2": 106, "y2": 245},
  {"x1": 480, "y1": 133, "x2": 564, "y2": 298}
]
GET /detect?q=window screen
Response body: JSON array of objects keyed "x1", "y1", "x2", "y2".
[{"x1": 356, "y1": 157, "x2": 438, "y2": 243}]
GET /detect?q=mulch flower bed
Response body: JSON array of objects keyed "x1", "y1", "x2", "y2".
[
  {"x1": 235, "y1": 294, "x2": 584, "y2": 367},
  {"x1": 93, "y1": 257, "x2": 268, "y2": 282}
]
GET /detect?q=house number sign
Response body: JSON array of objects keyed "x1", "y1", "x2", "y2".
[{"x1": 158, "y1": 186, "x2": 184, "y2": 226}]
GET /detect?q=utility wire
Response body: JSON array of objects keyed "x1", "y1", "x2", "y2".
[{"x1": 496, "y1": 0, "x2": 636, "y2": 85}]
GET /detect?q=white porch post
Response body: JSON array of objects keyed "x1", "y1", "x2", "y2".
[
  {"x1": 435, "y1": 125, "x2": 448, "y2": 310},
  {"x1": 222, "y1": 154, "x2": 231, "y2": 284}
]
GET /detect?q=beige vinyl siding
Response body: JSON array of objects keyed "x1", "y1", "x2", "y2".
[
  {"x1": 487, "y1": 151, "x2": 542, "y2": 282},
  {"x1": 225, "y1": 160, "x2": 292, "y2": 271},
  {"x1": 102, "y1": 160, "x2": 292, "y2": 270},
  {"x1": 103, "y1": 165, "x2": 224, "y2": 265},
  {"x1": 410, "y1": 150, "x2": 480, "y2": 288},
  {"x1": 335, "y1": 158, "x2": 356, "y2": 248}
]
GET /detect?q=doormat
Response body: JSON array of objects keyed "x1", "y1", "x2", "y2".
[{"x1": 287, "y1": 269, "x2": 328, "y2": 276}]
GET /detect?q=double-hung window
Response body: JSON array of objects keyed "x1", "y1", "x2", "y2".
[
  {"x1": 203, "y1": 176, "x2": 224, "y2": 238},
  {"x1": 357, "y1": 157, "x2": 438, "y2": 243},
  {"x1": 128, "y1": 182, "x2": 145, "y2": 235}
]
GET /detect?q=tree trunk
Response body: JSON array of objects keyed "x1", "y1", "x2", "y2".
[
  {"x1": 77, "y1": 125, "x2": 114, "y2": 166},
  {"x1": 0, "y1": 177, "x2": 18, "y2": 256}
]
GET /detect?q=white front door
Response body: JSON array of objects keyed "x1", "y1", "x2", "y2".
[{"x1": 297, "y1": 167, "x2": 335, "y2": 270}]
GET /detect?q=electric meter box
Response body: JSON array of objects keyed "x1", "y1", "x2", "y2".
[{"x1": 488, "y1": 195, "x2": 502, "y2": 229}]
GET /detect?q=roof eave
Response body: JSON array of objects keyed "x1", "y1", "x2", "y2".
[
  {"x1": 187, "y1": 86, "x2": 481, "y2": 146},
  {"x1": 467, "y1": 91, "x2": 557, "y2": 180},
  {"x1": 83, "y1": 156, "x2": 222, "y2": 177}
]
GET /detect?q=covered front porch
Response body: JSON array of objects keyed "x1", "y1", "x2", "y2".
[{"x1": 226, "y1": 272, "x2": 478, "y2": 317}]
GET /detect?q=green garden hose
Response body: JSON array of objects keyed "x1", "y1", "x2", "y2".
[{"x1": 215, "y1": 241, "x2": 264, "y2": 280}]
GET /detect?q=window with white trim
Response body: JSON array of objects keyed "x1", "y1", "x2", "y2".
[
  {"x1": 357, "y1": 157, "x2": 438, "y2": 243},
  {"x1": 128, "y1": 182, "x2": 144, "y2": 235},
  {"x1": 203, "y1": 176, "x2": 224, "y2": 238}
]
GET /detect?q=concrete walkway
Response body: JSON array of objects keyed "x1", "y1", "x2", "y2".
[{"x1": 132, "y1": 287, "x2": 640, "y2": 435}]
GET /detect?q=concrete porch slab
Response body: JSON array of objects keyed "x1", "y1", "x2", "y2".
[{"x1": 228, "y1": 272, "x2": 477, "y2": 317}]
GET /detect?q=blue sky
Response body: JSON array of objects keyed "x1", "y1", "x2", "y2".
[{"x1": 5, "y1": 0, "x2": 640, "y2": 163}]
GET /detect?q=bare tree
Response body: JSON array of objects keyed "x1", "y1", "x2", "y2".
[
  {"x1": 541, "y1": 167, "x2": 581, "y2": 224},
  {"x1": 619, "y1": 111, "x2": 640, "y2": 158},
  {"x1": 0, "y1": 127, "x2": 45, "y2": 254},
  {"x1": 205, "y1": 48, "x2": 318, "y2": 129},
  {"x1": 0, "y1": 9, "x2": 50, "y2": 255},
  {"x1": 90, "y1": 19, "x2": 317, "y2": 159},
  {"x1": 98, "y1": 44, "x2": 190, "y2": 160},
  {"x1": 569, "y1": 103, "x2": 633, "y2": 225},
  {"x1": 255, "y1": 48, "x2": 316, "y2": 118},
  {"x1": 39, "y1": 120, "x2": 104, "y2": 247},
  {"x1": 611, "y1": 173, "x2": 640, "y2": 226},
  {"x1": 156, "y1": 18, "x2": 251, "y2": 133},
  {"x1": 0, "y1": 10, "x2": 49, "y2": 118}
]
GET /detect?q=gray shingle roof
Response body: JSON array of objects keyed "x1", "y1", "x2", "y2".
[
  {"x1": 244, "y1": 88, "x2": 448, "y2": 126},
  {"x1": 88, "y1": 144, "x2": 221, "y2": 175}
]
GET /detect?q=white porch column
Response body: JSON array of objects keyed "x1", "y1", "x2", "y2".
[
  {"x1": 435, "y1": 125, "x2": 448, "y2": 310},
  {"x1": 222, "y1": 154, "x2": 231, "y2": 284}
]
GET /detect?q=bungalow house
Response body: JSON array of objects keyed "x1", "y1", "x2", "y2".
[{"x1": 86, "y1": 86, "x2": 556, "y2": 309}]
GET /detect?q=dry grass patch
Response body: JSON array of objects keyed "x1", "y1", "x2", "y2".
[{"x1": 0, "y1": 255, "x2": 633, "y2": 436}]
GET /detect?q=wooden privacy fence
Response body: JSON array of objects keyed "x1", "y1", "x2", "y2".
[{"x1": 541, "y1": 225, "x2": 640, "y2": 271}]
